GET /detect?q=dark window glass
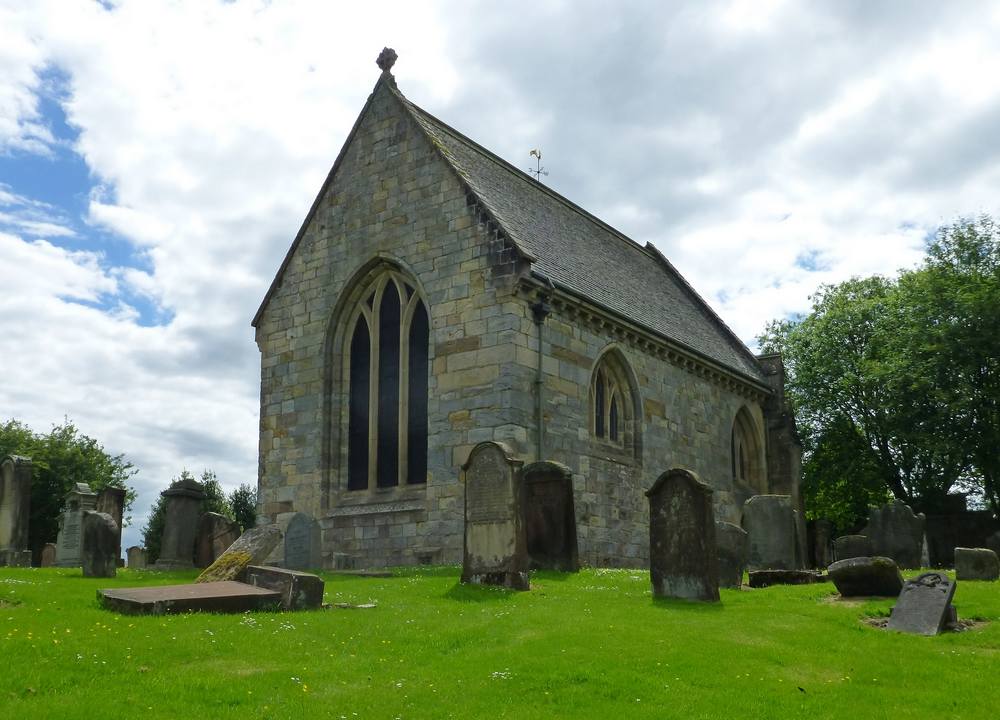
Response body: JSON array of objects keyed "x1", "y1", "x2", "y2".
[
  {"x1": 407, "y1": 301, "x2": 429, "y2": 484},
  {"x1": 595, "y1": 371, "x2": 605, "y2": 438},
  {"x1": 348, "y1": 317, "x2": 370, "y2": 490},
  {"x1": 609, "y1": 394, "x2": 620, "y2": 442},
  {"x1": 377, "y1": 283, "x2": 401, "y2": 487},
  {"x1": 731, "y1": 428, "x2": 737, "y2": 481}
]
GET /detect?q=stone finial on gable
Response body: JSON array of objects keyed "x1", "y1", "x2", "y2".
[{"x1": 376, "y1": 47, "x2": 398, "y2": 74}]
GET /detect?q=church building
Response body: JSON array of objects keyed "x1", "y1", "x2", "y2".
[{"x1": 252, "y1": 50, "x2": 802, "y2": 569}]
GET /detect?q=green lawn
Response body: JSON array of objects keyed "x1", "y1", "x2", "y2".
[{"x1": 2, "y1": 566, "x2": 998, "y2": 719}]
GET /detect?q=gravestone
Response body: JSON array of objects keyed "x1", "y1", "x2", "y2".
[
  {"x1": 742, "y1": 495, "x2": 797, "y2": 571},
  {"x1": 126, "y1": 546, "x2": 148, "y2": 569},
  {"x1": 715, "y1": 521, "x2": 748, "y2": 589},
  {"x1": 887, "y1": 571, "x2": 956, "y2": 636},
  {"x1": 194, "y1": 512, "x2": 242, "y2": 568},
  {"x1": 283, "y1": 512, "x2": 322, "y2": 570},
  {"x1": 522, "y1": 461, "x2": 578, "y2": 572},
  {"x1": 985, "y1": 530, "x2": 1000, "y2": 557},
  {"x1": 827, "y1": 556, "x2": 903, "y2": 597},
  {"x1": 154, "y1": 476, "x2": 206, "y2": 570},
  {"x1": 645, "y1": 468, "x2": 719, "y2": 601},
  {"x1": 96, "y1": 486, "x2": 126, "y2": 564},
  {"x1": 811, "y1": 519, "x2": 834, "y2": 568},
  {"x1": 460, "y1": 442, "x2": 529, "y2": 591},
  {"x1": 196, "y1": 524, "x2": 283, "y2": 583},
  {"x1": 864, "y1": 500, "x2": 925, "y2": 569},
  {"x1": 55, "y1": 482, "x2": 98, "y2": 567},
  {"x1": 0, "y1": 455, "x2": 33, "y2": 567},
  {"x1": 243, "y1": 565, "x2": 325, "y2": 610},
  {"x1": 40, "y1": 542, "x2": 57, "y2": 567},
  {"x1": 82, "y1": 511, "x2": 119, "y2": 578},
  {"x1": 954, "y1": 547, "x2": 999, "y2": 581},
  {"x1": 833, "y1": 535, "x2": 872, "y2": 561}
]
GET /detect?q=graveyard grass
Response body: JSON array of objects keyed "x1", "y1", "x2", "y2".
[{"x1": 3, "y1": 567, "x2": 999, "y2": 719}]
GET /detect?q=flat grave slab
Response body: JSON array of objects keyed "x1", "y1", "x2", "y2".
[{"x1": 99, "y1": 581, "x2": 281, "y2": 615}]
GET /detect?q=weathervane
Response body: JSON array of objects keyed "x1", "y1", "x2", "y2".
[{"x1": 528, "y1": 149, "x2": 548, "y2": 182}]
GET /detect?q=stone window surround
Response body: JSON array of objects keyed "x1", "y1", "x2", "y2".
[
  {"x1": 589, "y1": 347, "x2": 641, "y2": 465},
  {"x1": 731, "y1": 405, "x2": 766, "y2": 494}
]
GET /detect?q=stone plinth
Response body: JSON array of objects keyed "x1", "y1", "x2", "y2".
[
  {"x1": 522, "y1": 461, "x2": 578, "y2": 572},
  {"x1": 742, "y1": 495, "x2": 797, "y2": 571},
  {"x1": 82, "y1": 511, "x2": 118, "y2": 578},
  {"x1": 98, "y1": 581, "x2": 282, "y2": 615},
  {"x1": 154, "y1": 477, "x2": 206, "y2": 570},
  {"x1": 646, "y1": 469, "x2": 719, "y2": 601},
  {"x1": 0, "y1": 455, "x2": 32, "y2": 567},
  {"x1": 461, "y1": 442, "x2": 529, "y2": 591},
  {"x1": 55, "y1": 482, "x2": 98, "y2": 567},
  {"x1": 747, "y1": 569, "x2": 818, "y2": 588}
]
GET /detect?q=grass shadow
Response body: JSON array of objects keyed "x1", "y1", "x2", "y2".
[
  {"x1": 444, "y1": 581, "x2": 519, "y2": 603},
  {"x1": 530, "y1": 569, "x2": 578, "y2": 583},
  {"x1": 651, "y1": 595, "x2": 726, "y2": 612}
]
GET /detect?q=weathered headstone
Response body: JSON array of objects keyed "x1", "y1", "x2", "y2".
[
  {"x1": 196, "y1": 524, "x2": 283, "y2": 583},
  {"x1": 833, "y1": 534, "x2": 872, "y2": 561},
  {"x1": 522, "y1": 461, "x2": 578, "y2": 572},
  {"x1": 985, "y1": 530, "x2": 1000, "y2": 557},
  {"x1": 0, "y1": 455, "x2": 33, "y2": 567},
  {"x1": 715, "y1": 521, "x2": 748, "y2": 589},
  {"x1": 954, "y1": 547, "x2": 1000, "y2": 581},
  {"x1": 153, "y1": 476, "x2": 206, "y2": 570},
  {"x1": 742, "y1": 495, "x2": 797, "y2": 571},
  {"x1": 96, "y1": 486, "x2": 126, "y2": 564},
  {"x1": 126, "y1": 545, "x2": 148, "y2": 569},
  {"x1": 194, "y1": 512, "x2": 242, "y2": 568},
  {"x1": 40, "y1": 542, "x2": 57, "y2": 567},
  {"x1": 460, "y1": 442, "x2": 529, "y2": 590},
  {"x1": 646, "y1": 468, "x2": 719, "y2": 602},
  {"x1": 827, "y1": 556, "x2": 904, "y2": 597},
  {"x1": 55, "y1": 482, "x2": 98, "y2": 567},
  {"x1": 811, "y1": 519, "x2": 834, "y2": 568},
  {"x1": 864, "y1": 500, "x2": 925, "y2": 569},
  {"x1": 243, "y1": 565, "x2": 325, "y2": 610},
  {"x1": 82, "y1": 511, "x2": 119, "y2": 578},
  {"x1": 887, "y1": 571, "x2": 956, "y2": 636},
  {"x1": 283, "y1": 512, "x2": 322, "y2": 570}
]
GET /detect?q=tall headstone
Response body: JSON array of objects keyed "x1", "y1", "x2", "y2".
[
  {"x1": 522, "y1": 461, "x2": 578, "y2": 572},
  {"x1": 954, "y1": 547, "x2": 999, "y2": 581},
  {"x1": 646, "y1": 468, "x2": 719, "y2": 602},
  {"x1": 833, "y1": 534, "x2": 872, "y2": 561},
  {"x1": 194, "y1": 512, "x2": 242, "y2": 568},
  {"x1": 126, "y1": 545, "x2": 148, "y2": 569},
  {"x1": 864, "y1": 500, "x2": 925, "y2": 569},
  {"x1": 96, "y1": 486, "x2": 126, "y2": 564},
  {"x1": 715, "y1": 521, "x2": 749, "y2": 589},
  {"x1": 460, "y1": 442, "x2": 529, "y2": 590},
  {"x1": 0, "y1": 455, "x2": 32, "y2": 567},
  {"x1": 82, "y1": 511, "x2": 118, "y2": 578},
  {"x1": 283, "y1": 512, "x2": 322, "y2": 570},
  {"x1": 55, "y1": 482, "x2": 98, "y2": 567},
  {"x1": 742, "y1": 495, "x2": 797, "y2": 571},
  {"x1": 887, "y1": 571, "x2": 956, "y2": 636},
  {"x1": 154, "y1": 476, "x2": 206, "y2": 570},
  {"x1": 40, "y1": 542, "x2": 57, "y2": 567},
  {"x1": 811, "y1": 519, "x2": 834, "y2": 568}
]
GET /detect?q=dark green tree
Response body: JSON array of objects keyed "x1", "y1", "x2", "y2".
[
  {"x1": 228, "y1": 483, "x2": 257, "y2": 532},
  {"x1": 0, "y1": 418, "x2": 136, "y2": 561}
]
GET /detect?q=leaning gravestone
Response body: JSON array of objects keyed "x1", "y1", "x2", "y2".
[
  {"x1": 126, "y1": 546, "x2": 148, "y2": 569},
  {"x1": 864, "y1": 500, "x2": 925, "y2": 569},
  {"x1": 833, "y1": 534, "x2": 872, "y2": 562},
  {"x1": 154, "y1": 476, "x2": 206, "y2": 570},
  {"x1": 460, "y1": 442, "x2": 529, "y2": 590},
  {"x1": 40, "y1": 543, "x2": 57, "y2": 567},
  {"x1": 646, "y1": 468, "x2": 719, "y2": 602},
  {"x1": 0, "y1": 455, "x2": 32, "y2": 567},
  {"x1": 55, "y1": 482, "x2": 98, "y2": 567},
  {"x1": 954, "y1": 547, "x2": 1000, "y2": 581},
  {"x1": 96, "y1": 486, "x2": 126, "y2": 564},
  {"x1": 82, "y1": 511, "x2": 119, "y2": 578},
  {"x1": 194, "y1": 512, "x2": 242, "y2": 568},
  {"x1": 284, "y1": 512, "x2": 322, "y2": 570},
  {"x1": 887, "y1": 571, "x2": 957, "y2": 636},
  {"x1": 742, "y1": 495, "x2": 797, "y2": 571},
  {"x1": 522, "y1": 461, "x2": 578, "y2": 572},
  {"x1": 196, "y1": 524, "x2": 283, "y2": 583},
  {"x1": 828, "y1": 556, "x2": 904, "y2": 597},
  {"x1": 715, "y1": 521, "x2": 749, "y2": 589}
]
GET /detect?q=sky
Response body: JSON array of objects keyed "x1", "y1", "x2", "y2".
[{"x1": 2, "y1": 0, "x2": 1000, "y2": 551}]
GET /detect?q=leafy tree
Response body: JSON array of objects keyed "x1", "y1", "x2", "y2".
[
  {"x1": 141, "y1": 469, "x2": 235, "y2": 563},
  {"x1": 0, "y1": 418, "x2": 136, "y2": 561},
  {"x1": 228, "y1": 483, "x2": 257, "y2": 532}
]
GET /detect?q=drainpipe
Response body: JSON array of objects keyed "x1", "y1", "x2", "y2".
[{"x1": 530, "y1": 276, "x2": 554, "y2": 462}]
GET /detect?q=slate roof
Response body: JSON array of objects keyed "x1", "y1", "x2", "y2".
[{"x1": 392, "y1": 84, "x2": 766, "y2": 384}]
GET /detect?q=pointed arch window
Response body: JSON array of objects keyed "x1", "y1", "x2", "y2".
[
  {"x1": 346, "y1": 272, "x2": 429, "y2": 490},
  {"x1": 732, "y1": 406, "x2": 765, "y2": 493},
  {"x1": 590, "y1": 350, "x2": 639, "y2": 460}
]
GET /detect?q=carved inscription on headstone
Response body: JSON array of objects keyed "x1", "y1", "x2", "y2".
[
  {"x1": 887, "y1": 571, "x2": 956, "y2": 636},
  {"x1": 461, "y1": 442, "x2": 528, "y2": 590},
  {"x1": 55, "y1": 483, "x2": 97, "y2": 567}
]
